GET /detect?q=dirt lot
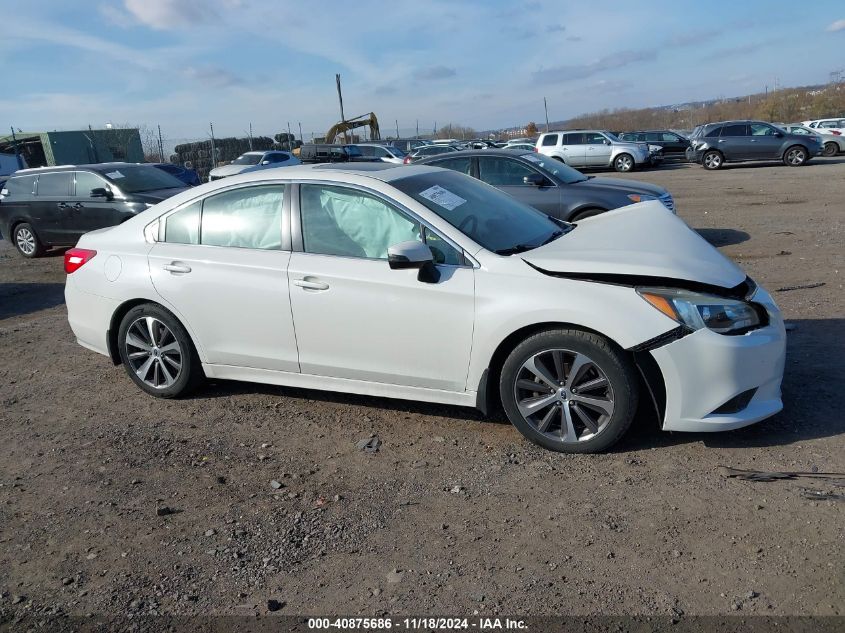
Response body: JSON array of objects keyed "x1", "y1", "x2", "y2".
[{"x1": 0, "y1": 158, "x2": 843, "y2": 621}]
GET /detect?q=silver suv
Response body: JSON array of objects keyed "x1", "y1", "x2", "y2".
[{"x1": 535, "y1": 130, "x2": 651, "y2": 172}]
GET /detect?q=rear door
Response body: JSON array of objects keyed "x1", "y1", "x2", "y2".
[
  {"x1": 148, "y1": 183, "x2": 299, "y2": 372},
  {"x1": 476, "y1": 156, "x2": 562, "y2": 216},
  {"x1": 559, "y1": 133, "x2": 586, "y2": 166},
  {"x1": 32, "y1": 172, "x2": 73, "y2": 244},
  {"x1": 716, "y1": 124, "x2": 750, "y2": 159},
  {"x1": 61, "y1": 171, "x2": 130, "y2": 241},
  {"x1": 583, "y1": 132, "x2": 612, "y2": 166}
]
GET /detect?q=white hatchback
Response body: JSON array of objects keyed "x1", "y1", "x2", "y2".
[{"x1": 64, "y1": 164, "x2": 786, "y2": 453}]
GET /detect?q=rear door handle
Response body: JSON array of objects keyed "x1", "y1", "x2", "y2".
[
  {"x1": 163, "y1": 263, "x2": 192, "y2": 274},
  {"x1": 293, "y1": 278, "x2": 329, "y2": 291},
  {"x1": 72, "y1": 202, "x2": 84, "y2": 209},
  {"x1": 57, "y1": 202, "x2": 69, "y2": 209}
]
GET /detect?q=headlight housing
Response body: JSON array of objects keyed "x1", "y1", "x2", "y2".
[
  {"x1": 627, "y1": 193, "x2": 657, "y2": 203},
  {"x1": 637, "y1": 287, "x2": 763, "y2": 335}
]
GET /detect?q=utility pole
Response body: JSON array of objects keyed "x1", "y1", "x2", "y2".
[
  {"x1": 10, "y1": 127, "x2": 22, "y2": 169},
  {"x1": 209, "y1": 122, "x2": 217, "y2": 170},
  {"x1": 287, "y1": 122, "x2": 293, "y2": 150},
  {"x1": 416, "y1": 120, "x2": 419, "y2": 138},
  {"x1": 544, "y1": 97, "x2": 550, "y2": 132},
  {"x1": 395, "y1": 119, "x2": 399, "y2": 139},
  {"x1": 298, "y1": 122, "x2": 303, "y2": 143},
  {"x1": 248, "y1": 122, "x2": 253, "y2": 150},
  {"x1": 434, "y1": 121, "x2": 437, "y2": 138},
  {"x1": 157, "y1": 124, "x2": 164, "y2": 162},
  {"x1": 335, "y1": 73, "x2": 347, "y2": 142},
  {"x1": 88, "y1": 124, "x2": 100, "y2": 162}
]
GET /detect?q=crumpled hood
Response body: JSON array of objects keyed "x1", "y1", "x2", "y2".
[
  {"x1": 521, "y1": 201, "x2": 746, "y2": 288},
  {"x1": 575, "y1": 176, "x2": 666, "y2": 197},
  {"x1": 209, "y1": 164, "x2": 253, "y2": 178}
]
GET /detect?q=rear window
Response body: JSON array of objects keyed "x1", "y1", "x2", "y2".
[
  {"x1": 721, "y1": 124, "x2": 748, "y2": 137},
  {"x1": 541, "y1": 134, "x2": 558, "y2": 146},
  {"x1": 36, "y1": 172, "x2": 72, "y2": 196},
  {"x1": 5, "y1": 175, "x2": 37, "y2": 196}
]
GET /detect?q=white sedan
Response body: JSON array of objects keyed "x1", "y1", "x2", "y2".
[{"x1": 64, "y1": 165, "x2": 786, "y2": 453}]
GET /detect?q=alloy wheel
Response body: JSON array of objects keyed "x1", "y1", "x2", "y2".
[
  {"x1": 615, "y1": 155, "x2": 633, "y2": 171},
  {"x1": 786, "y1": 148, "x2": 806, "y2": 165},
  {"x1": 513, "y1": 348, "x2": 615, "y2": 444},
  {"x1": 15, "y1": 227, "x2": 36, "y2": 255},
  {"x1": 125, "y1": 316, "x2": 183, "y2": 389},
  {"x1": 704, "y1": 152, "x2": 722, "y2": 169}
]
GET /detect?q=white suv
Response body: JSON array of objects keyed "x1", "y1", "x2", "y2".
[{"x1": 536, "y1": 130, "x2": 651, "y2": 172}]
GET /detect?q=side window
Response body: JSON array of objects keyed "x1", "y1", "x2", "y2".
[
  {"x1": 477, "y1": 157, "x2": 537, "y2": 186},
  {"x1": 541, "y1": 134, "x2": 559, "y2": 146},
  {"x1": 423, "y1": 226, "x2": 464, "y2": 266},
  {"x1": 300, "y1": 184, "x2": 421, "y2": 259},
  {"x1": 563, "y1": 133, "x2": 584, "y2": 144},
  {"x1": 374, "y1": 147, "x2": 389, "y2": 158},
  {"x1": 267, "y1": 153, "x2": 287, "y2": 163},
  {"x1": 750, "y1": 123, "x2": 776, "y2": 136},
  {"x1": 164, "y1": 200, "x2": 201, "y2": 245},
  {"x1": 661, "y1": 132, "x2": 680, "y2": 142},
  {"x1": 6, "y1": 175, "x2": 37, "y2": 196},
  {"x1": 583, "y1": 133, "x2": 606, "y2": 144},
  {"x1": 36, "y1": 172, "x2": 72, "y2": 197},
  {"x1": 201, "y1": 185, "x2": 284, "y2": 249},
  {"x1": 645, "y1": 133, "x2": 661, "y2": 142},
  {"x1": 433, "y1": 157, "x2": 473, "y2": 175},
  {"x1": 73, "y1": 171, "x2": 108, "y2": 197},
  {"x1": 358, "y1": 146, "x2": 374, "y2": 157},
  {"x1": 704, "y1": 126, "x2": 722, "y2": 138},
  {"x1": 721, "y1": 124, "x2": 748, "y2": 137}
]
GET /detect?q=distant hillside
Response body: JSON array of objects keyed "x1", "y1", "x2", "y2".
[{"x1": 486, "y1": 83, "x2": 845, "y2": 137}]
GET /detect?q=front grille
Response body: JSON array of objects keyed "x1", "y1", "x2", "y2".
[{"x1": 659, "y1": 193, "x2": 675, "y2": 213}]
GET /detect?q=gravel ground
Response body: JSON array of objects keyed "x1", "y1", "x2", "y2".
[{"x1": 0, "y1": 158, "x2": 843, "y2": 621}]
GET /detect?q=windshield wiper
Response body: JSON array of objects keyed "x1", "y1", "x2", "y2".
[
  {"x1": 540, "y1": 229, "x2": 565, "y2": 245},
  {"x1": 495, "y1": 244, "x2": 537, "y2": 256}
]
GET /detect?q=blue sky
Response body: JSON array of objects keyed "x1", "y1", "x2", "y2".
[{"x1": 2, "y1": 0, "x2": 844, "y2": 141}]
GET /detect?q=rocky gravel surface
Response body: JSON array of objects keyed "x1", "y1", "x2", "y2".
[{"x1": 0, "y1": 159, "x2": 843, "y2": 623}]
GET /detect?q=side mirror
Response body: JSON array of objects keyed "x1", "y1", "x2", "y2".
[
  {"x1": 90, "y1": 187, "x2": 113, "y2": 201},
  {"x1": 523, "y1": 173, "x2": 546, "y2": 186},
  {"x1": 261, "y1": 160, "x2": 270, "y2": 165},
  {"x1": 774, "y1": 132, "x2": 783, "y2": 138},
  {"x1": 603, "y1": 139, "x2": 611, "y2": 145},
  {"x1": 387, "y1": 241, "x2": 439, "y2": 283}
]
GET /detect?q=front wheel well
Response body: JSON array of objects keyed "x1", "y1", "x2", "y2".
[{"x1": 478, "y1": 322, "x2": 666, "y2": 428}]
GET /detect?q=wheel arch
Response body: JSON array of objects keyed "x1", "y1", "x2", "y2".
[
  {"x1": 107, "y1": 298, "x2": 203, "y2": 366},
  {"x1": 476, "y1": 321, "x2": 666, "y2": 427}
]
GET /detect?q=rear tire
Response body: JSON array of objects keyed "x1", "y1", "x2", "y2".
[
  {"x1": 822, "y1": 142, "x2": 838, "y2": 157},
  {"x1": 613, "y1": 153, "x2": 635, "y2": 172},
  {"x1": 12, "y1": 222, "x2": 46, "y2": 258},
  {"x1": 499, "y1": 328, "x2": 639, "y2": 454},
  {"x1": 117, "y1": 303, "x2": 204, "y2": 398},
  {"x1": 702, "y1": 150, "x2": 723, "y2": 170},
  {"x1": 783, "y1": 145, "x2": 808, "y2": 166}
]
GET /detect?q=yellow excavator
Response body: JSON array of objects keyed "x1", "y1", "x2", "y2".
[{"x1": 324, "y1": 112, "x2": 381, "y2": 144}]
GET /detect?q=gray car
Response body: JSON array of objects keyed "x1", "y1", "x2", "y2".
[
  {"x1": 689, "y1": 120, "x2": 822, "y2": 170},
  {"x1": 415, "y1": 149, "x2": 673, "y2": 221}
]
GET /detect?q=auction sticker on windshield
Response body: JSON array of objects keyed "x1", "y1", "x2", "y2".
[
  {"x1": 418, "y1": 185, "x2": 466, "y2": 211},
  {"x1": 105, "y1": 171, "x2": 124, "y2": 179}
]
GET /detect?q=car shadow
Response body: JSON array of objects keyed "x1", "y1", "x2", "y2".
[
  {"x1": 0, "y1": 282, "x2": 66, "y2": 320},
  {"x1": 696, "y1": 227, "x2": 750, "y2": 247},
  {"x1": 617, "y1": 317, "x2": 845, "y2": 452}
]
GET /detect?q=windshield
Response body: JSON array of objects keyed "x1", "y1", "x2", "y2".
[
  {"x1": 96, "y1": 165, "x2": 185, "y2": 193},
  {"x1": 603, "y1": 132, "x2": 621, "y2": 142},
  {"x1": 232, "y1": 154, "x2": 263, "y2": 165},
  {"x1": 392, "y1": 171, "x2": 570, "y2": 254},
  {"x1": 386, "y1": 145, "x2": 406, "y2": 157},
  {"x1": 522, "y1": 153, "x2": 588, "y2": 184}
]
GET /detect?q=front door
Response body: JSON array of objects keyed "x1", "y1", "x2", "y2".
[
  {"x1": 559, "y1": 133, "x2": 586, "y2": 166},
  {"x1": 477, "y1": 156, "x2": 562, "y2": 217},
  {"x1": 748, "y1": 123, "x2": 786, "y2": 159},
  {"x1": 583, "y1": 132, "x2": 612, "y2": 166},
  {"x1": 288, "y1": 183, "x2": 475, "y2": 392},
  {"x1": 148, "y1": 184, "x2": 299, "y2": 372},
  {"x1": 61, "y1": 171, "x2": 131, "y2": 242},
  {"x1": 32, "y1": 172, "x2": 73, "y2": 243}
]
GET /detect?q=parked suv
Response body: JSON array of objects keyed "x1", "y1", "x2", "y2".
[
  {"x1": 535, "y1": 130, "x2": 651, "y2": 172},
  {"x1": 389, "y1": 138, "x2": 431, "y2": 153},
  {"x1": 0, "y1": 163, "x2": 187, "y2": 257},
  {"x1": 351, "y1": 143, "x2": 406, "y2": 164},
  {"x1": 618, "y1": 130, "x2": 690, "y2": 160},
  {"x1": 689, "y1": 120, "x2": 822, "y2": 170}
]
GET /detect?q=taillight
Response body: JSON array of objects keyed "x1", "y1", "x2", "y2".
[
  {"x1": 403, "y1": 156, "x2": 412, "y2": 164},
  {"x1": 533, "y1": 146, "x2": 538, "y2": 152},
  {"x1": 64, "y1": 248, "x2": 97, "y2": 274},
  {"x1": 832, "y1": 131, "x2": 842, "y2": 136}
]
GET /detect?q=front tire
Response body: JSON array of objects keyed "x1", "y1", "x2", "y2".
[
  {"x1": 702, "y1": 150, "x2": 723, "y2": 170},
  {"x1": 613, "y1": 153, "x2": 634, "y2": 172},
  {"x1": 499, "y1": 329, "x2": 639, "y2": 453},
  {"x1": 822, "y1": 142, "x2": 838, "y2": 157},
  {"x1": 783, "y1": 145, "x2": 808, "y2": 166},
  {"x1": 13, "y1": 223, "x2": 46, "y2": 258},
  {"x1": 117, "y1": 304, "x2": 203, "y2": 398}
]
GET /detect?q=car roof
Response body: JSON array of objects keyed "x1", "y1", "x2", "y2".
[
  {"x1": 219, "y1": 163, "x2": 444, "y2": 183},
  {"x1": 417, "y1": 148, "x2": 530, "y2": 160},
  {"x1": 13, "y1": 162, "x2": 146, "y2": 175}
]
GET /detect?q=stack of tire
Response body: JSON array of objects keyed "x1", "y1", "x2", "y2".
[{"x1": 173, "y1": 136, "x2": 275, "y2": 182}]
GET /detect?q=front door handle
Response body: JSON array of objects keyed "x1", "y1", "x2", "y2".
[
  {"x1": 163, "y1": 263, "x2": 192, "y2": 274},
  {"x1": 293, "y1": 278, "x2": 329, "y2": 291},
  {"x1": 57, "y1": 202, "x2": 69, "y2": 209},
  {"x1": 72, "y1": 202, "x2": 84, "y2": 209}
]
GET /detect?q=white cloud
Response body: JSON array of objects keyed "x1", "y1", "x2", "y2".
[
  {"x1": 826, "y1": 19, "x2": 845, "y2": 32},
  {"x1": 123, "y1": 0, "x2": 214, "y2": 29}
]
